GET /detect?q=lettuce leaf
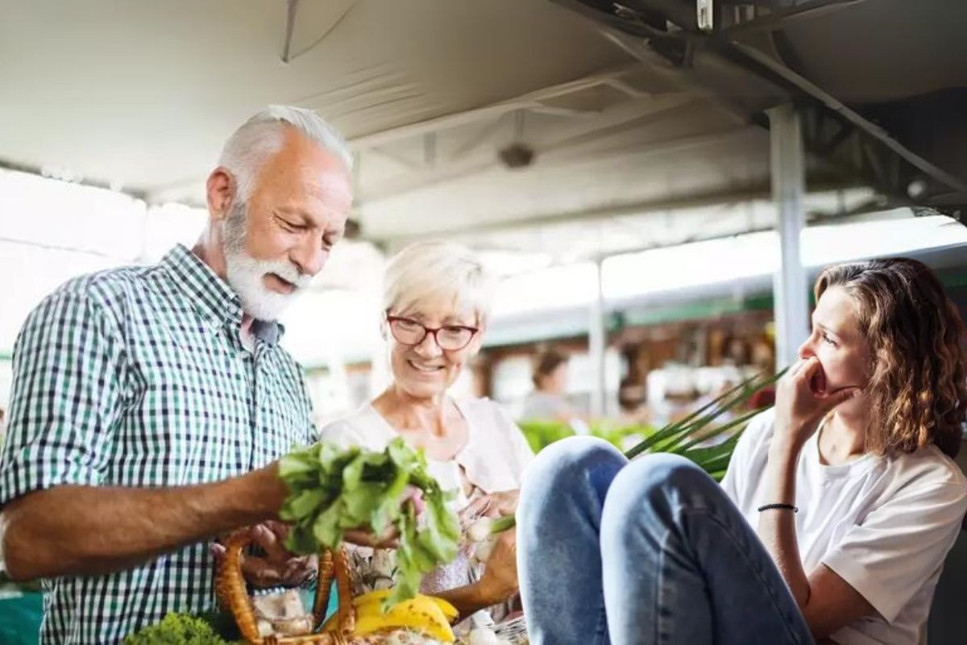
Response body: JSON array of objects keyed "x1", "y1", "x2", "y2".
[{"x1": 278, "y1": 438, "x2": 460, "y2": 606}]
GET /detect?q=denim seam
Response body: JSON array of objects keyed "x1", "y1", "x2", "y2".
[
  {"x1": 679, "y1": 507, "x2": 811, "y2": 645},
  {"x1": 655, "y1": 526, "x2": 672, "y2": 644}
]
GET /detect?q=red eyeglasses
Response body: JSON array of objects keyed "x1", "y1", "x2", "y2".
[{"x1": 385, "y1": 314, "x2": 479, "y2": 351}]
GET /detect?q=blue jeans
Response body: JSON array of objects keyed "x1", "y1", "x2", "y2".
[{"x1": 517, "y1": 437, "x2": 813, "y2": 645}]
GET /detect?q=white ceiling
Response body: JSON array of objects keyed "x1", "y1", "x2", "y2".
[
  {"x1": 0, "y1": 1, "x2": 627, "y2": 199},
  {"x1": 0, "y1": 0, "x2": 841, "y2": 247}
]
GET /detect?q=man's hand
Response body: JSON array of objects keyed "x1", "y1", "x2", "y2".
[{"x1": 211, "y1": 521, "x2": 317, "y2": 589}]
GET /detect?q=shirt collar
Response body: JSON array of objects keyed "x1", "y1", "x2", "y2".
[
  {"x1": 160, "y1": 245, "x2": 286, "y2": 345},
  {"x1": 162, "y1": 244, "x2": 242, "y2": 327}
]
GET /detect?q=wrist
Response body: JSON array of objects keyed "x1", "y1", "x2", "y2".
[
  {"x1": 473, "y1": 577, "x2": 511, "y2": 606},
  {"x1": 239, "y1": 463, "x2": 289, "y2": 521},
  {"x1": 769, "y1": 434, "x2": 805, "y2": 462}
]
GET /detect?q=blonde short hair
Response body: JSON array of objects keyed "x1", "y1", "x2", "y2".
[{"x1": 383, "y1": 241, "x2": 493, "y2": 325}]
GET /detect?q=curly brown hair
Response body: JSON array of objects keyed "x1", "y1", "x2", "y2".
[{"x1": 816, "y1": 258, "x2": 967, "y2": 457}]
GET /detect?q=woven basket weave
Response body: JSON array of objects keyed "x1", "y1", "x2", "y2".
[{"x1": 214, "y1": 530, "x2": 356, "y2": 645}]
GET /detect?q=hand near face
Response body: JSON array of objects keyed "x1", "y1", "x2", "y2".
[
  {"x1": 211, "y1": 521, "x2": 318, "y2": 589},
  {"x1": 774, "y1": 357, "x2": 862, "y2": 452}
]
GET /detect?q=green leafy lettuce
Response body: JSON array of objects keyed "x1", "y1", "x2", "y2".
[{"x1": 278, "y1": 438, "x2": 460, "y2": 605}]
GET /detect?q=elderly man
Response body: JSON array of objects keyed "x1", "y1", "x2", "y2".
[{"x1": 0, "y1": 106, "x2": 353, "y2": 643}]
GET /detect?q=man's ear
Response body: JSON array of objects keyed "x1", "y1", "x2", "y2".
[{"x1": 206, "y1": 167, "x2": 236, "y2": 222}]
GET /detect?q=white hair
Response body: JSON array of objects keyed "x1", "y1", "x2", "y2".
[
  {"x1": 383, "y1": 241, "x2": 494, "y2": 325},
  {"x1": 218, "y1": 105, "x2": 353, "y2": 204}
]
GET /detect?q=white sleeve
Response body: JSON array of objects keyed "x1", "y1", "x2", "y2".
[
  {"x1": 720, "y1": 408, "x2": 773, "y2": 505},
  {"x1": 318, "y1": 419, "x2": 369, "y2": 451},
  {"x1": 822, "y1": 481, "x2": 967, "y2": 623},
  {"x1": 475, "y1": 399, "x2": 534, "y2": 489},
  {"x1": 497, "y1": 403, "x2": 535, "y2": 478}
]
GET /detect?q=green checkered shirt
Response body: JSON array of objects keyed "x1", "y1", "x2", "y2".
[{"x1": 0, "y1": 245, "x2": 316, "y2": 644}]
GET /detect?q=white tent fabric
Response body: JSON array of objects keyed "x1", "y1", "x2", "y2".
[
  {"x1": 0, "y1": 0, "x2": 627, "y2": 203},
  {"x1": 0, "y1": 0, "x2": 837, "y2": 247}
]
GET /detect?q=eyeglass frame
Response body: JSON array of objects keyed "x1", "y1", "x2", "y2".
[{"x1": 384, "y1": 312, "x2": 480, "y2": 351}]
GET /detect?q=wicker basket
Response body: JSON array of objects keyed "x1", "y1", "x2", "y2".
[{"x1": 214, "y1": 530, "x2": 357, "y2": 645}]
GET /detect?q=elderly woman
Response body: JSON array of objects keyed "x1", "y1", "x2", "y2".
[{"x1": 320, "y1": 241, "x2": 532, "y2": 633}]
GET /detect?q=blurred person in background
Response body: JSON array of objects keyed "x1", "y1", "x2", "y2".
[
  {"x1": 520, "y1": 348, "x2": 588, "y2": 433},
  {"x1": 616, "y1": 377, "x2": 650, "y2": 427},
  {"x1": 320, "y1": 241, "x2": 533, "y2": 636},
  {"x1": 748, "y1": 338, "x2": 778, "y2": 409}
]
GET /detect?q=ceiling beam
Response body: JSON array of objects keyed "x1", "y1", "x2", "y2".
[
  {"x1": 567, "y1": 0, "x2": 967, "y2": 198},
  {"x1": 348, "y1": 62, "x2": 647, "y2": 149},
  {"x1": 281, "y1": 0, "x2": 300, "y2": 63},
  {"x1": 359, "y1": 94, "x2": 699, "y2": 203},
  {"x1": 729, "y1": 41, "x2": 967, "y2": 194},
  {"x1": 372, "y1": 182, "x2": 779, "y2": 246},
  {"x1": 718, "y1": 0, "x2": 869, "y2": 37}
]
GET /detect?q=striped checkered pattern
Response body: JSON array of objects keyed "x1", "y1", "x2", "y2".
[{"x1": 0, "y1": 245, "x2": 316, "y2": 644}]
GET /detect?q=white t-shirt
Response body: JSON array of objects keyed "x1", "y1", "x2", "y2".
[{"x1": 722, "y1": 408, "x2": 967, "y2": 645}]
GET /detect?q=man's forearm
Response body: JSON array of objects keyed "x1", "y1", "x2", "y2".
[{"x1": 1, "y1": 463, "x2": 287, "y2": 580}]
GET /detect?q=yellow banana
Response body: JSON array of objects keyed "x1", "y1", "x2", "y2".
[
  {"x1": 353, "y1": 596, "x2": 455, "y2": 642},
  {"x1": 352, "y1": 589, "x2": 394, "y2": 607},
  {"x1": 322, "y1": 589, "x2": 460, "y2": 641},
  {"x1": 353, "y1": 590, "x2": 458, "y2": 623},
  {"x1": 428, "y1": 596, "x2": 458, "y2": 622}
]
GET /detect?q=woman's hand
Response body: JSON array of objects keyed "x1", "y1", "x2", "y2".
[
  {"x1": 463, "y1": 489, "x2": 520, "y2": 521},
  {"x1": 774, "y1": 357, "x2": 861, "y2": 455},
  {"x1": 476, "y1": 529, "x2": 519, "y2": 605}
]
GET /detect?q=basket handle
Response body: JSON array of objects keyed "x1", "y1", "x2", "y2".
[{"x1": 214, "y1": 529, "x2": 355, "y2": 644}]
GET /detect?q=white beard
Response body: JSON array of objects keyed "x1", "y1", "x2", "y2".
[{"x1": 222, "y1": 203, "x2": 312, "y2": 321}]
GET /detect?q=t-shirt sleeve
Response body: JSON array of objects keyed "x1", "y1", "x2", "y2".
[
  {"x1": 821, "y1": 480, "x2": 967, "y2": 623},
  {"x1": 0, "y1": 291, "x2": 126, "y2": 508},
  {"x1": 720, "y1": 408, "x2": 773, "y2": 505},
  {"x1": 505, "y1": 406, "x2": 535, "y2": 473},
  {"x1": 318, "y1": 418, "x2": 369, "y2": 451},
  {"x1": 490, "y1": 401, "x2": 534, "y2": 485}
]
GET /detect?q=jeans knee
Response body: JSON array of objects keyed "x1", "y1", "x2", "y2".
[
  {"x1": 605, "y1": 453, "x2": 715, "y2": 518},
  {"x1": 521, "y1": 436, "x2": 624, "y2": 503}
]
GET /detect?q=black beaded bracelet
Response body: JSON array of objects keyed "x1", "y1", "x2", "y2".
[{"x1": 757, "y1": 503, "x2": 798, "y2": 513}]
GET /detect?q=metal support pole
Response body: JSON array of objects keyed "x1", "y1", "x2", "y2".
[
  {"x1": 589, "y1": 258, "x2": 607, "y2": 418},
  {"x1": 769, "y1": 104, "x2": 811, "y2": 368}
]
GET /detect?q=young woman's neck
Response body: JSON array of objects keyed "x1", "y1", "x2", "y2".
[
  {"x1": 818, "y1": 410, "x2": 867, "y2": 466},
  {"x1": 374, "y1": 386, "x2": 451, "y2": 437}
]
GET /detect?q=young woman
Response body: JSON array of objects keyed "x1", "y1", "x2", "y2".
[{"x1": 517, "y1": 258, "x2": 967, "y2": 645}]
